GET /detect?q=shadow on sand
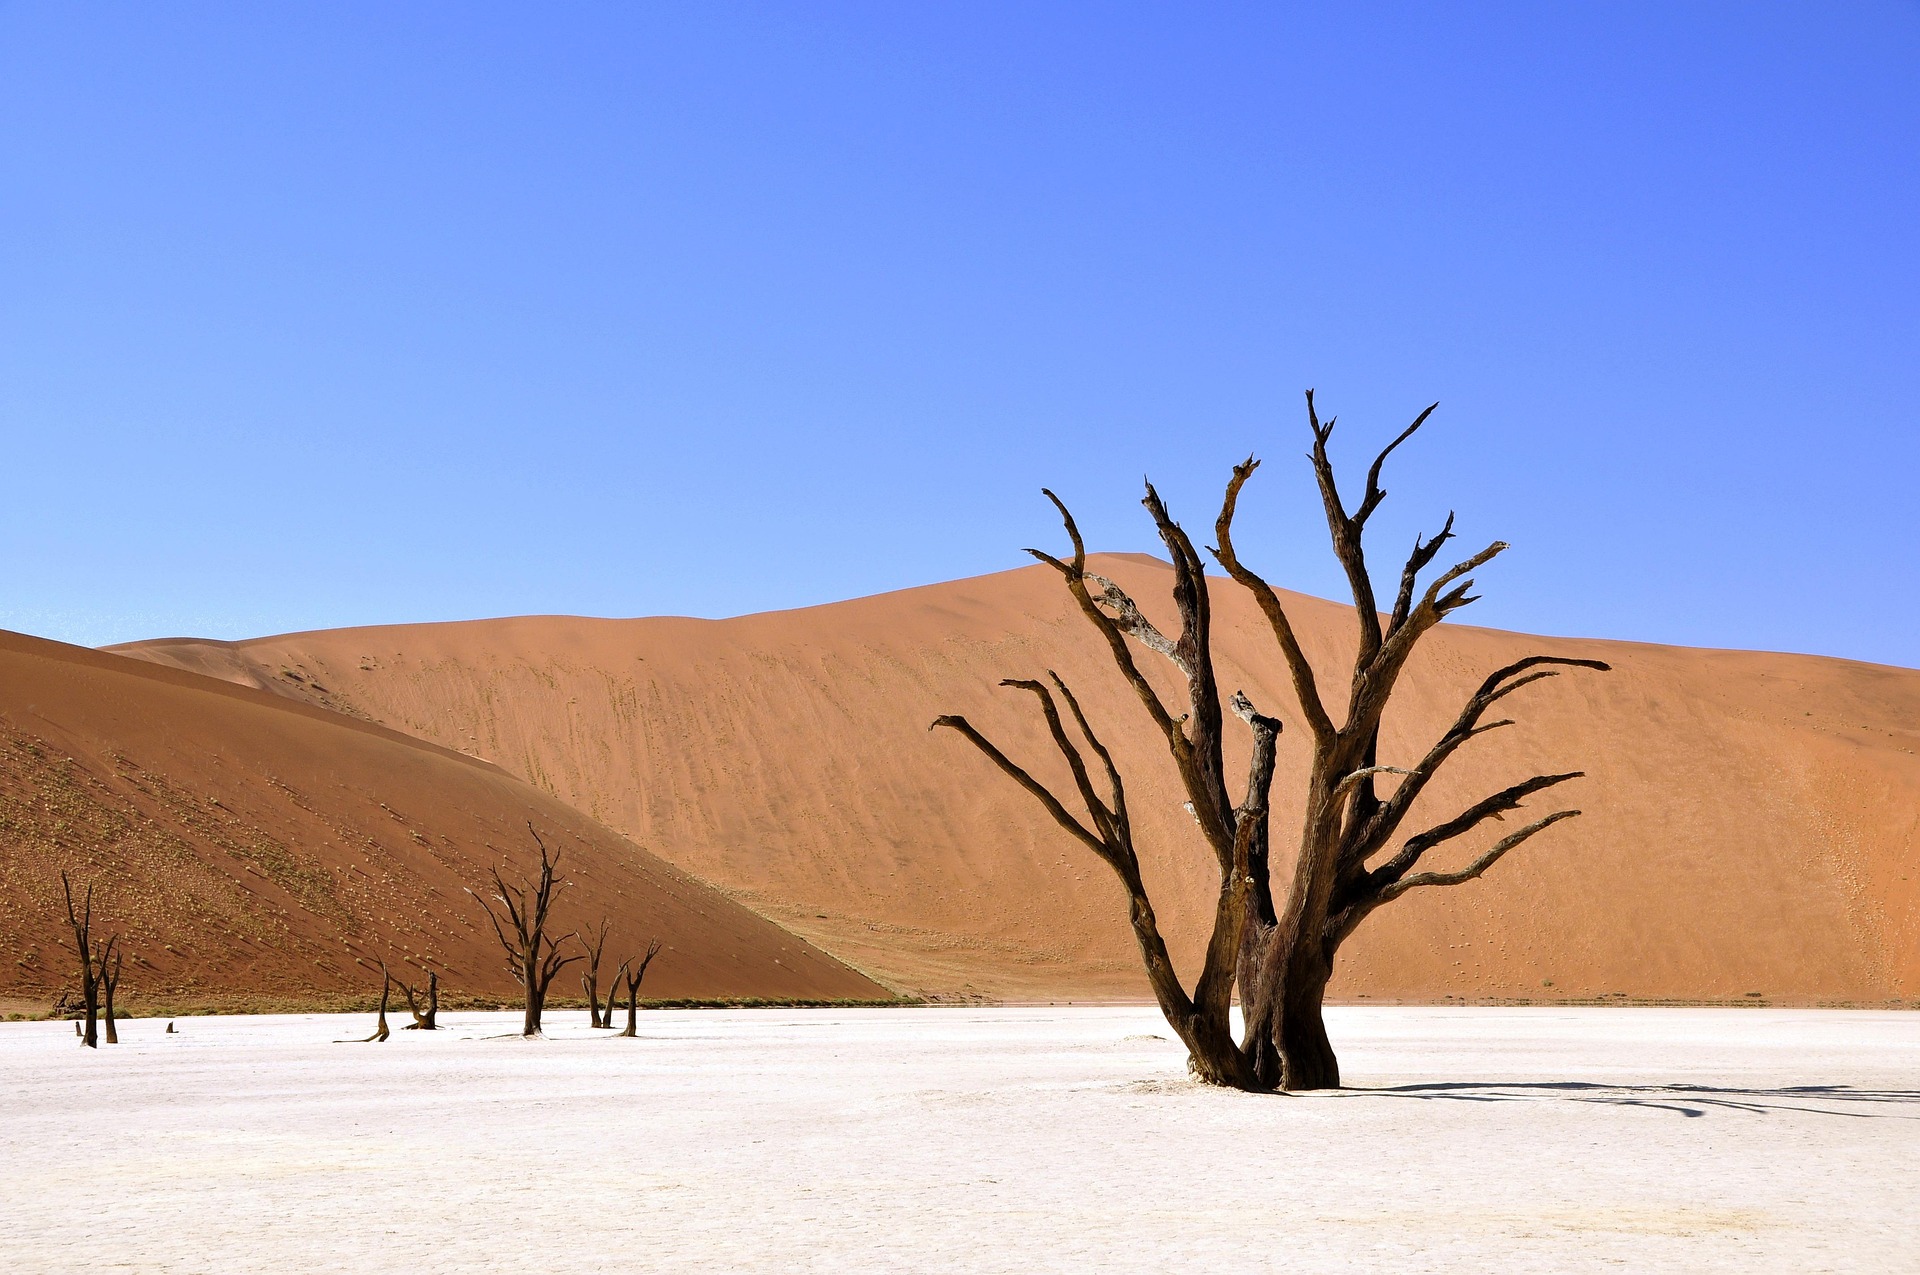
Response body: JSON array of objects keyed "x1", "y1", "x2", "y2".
[{"x1": 1345, "y1": 1081, "x2": 1920, "y2": 1119}]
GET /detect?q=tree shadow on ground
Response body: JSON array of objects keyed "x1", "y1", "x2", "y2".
[{"x1": 1344, "y1": 1081, "x2": 1920, "y2": 1119}]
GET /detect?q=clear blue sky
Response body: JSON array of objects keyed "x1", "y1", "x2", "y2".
[{"x1": 4, "y1": 3, "x2": 1917, "y2": 665}]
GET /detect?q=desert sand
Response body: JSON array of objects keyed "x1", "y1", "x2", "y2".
[
  {"x1": 1, "y1": 1006, "x2": 1914, "y2": 1272},
  {"x1": 0, "y1": 629, "x2": 884, "y2": 1010},
  {"x1": 113, "y1": 555, "x2": 1920, "y2": 1004}
]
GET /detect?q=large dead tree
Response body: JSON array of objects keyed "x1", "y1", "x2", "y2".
[
  {"x1": 613, "y1": 939, "x2": 663, "y2": 1038},
  {"x1": 471, "y1": 824, "x2": 581, "y2": 1037},
  {"x1": 936, "y1": 393, "x2": 1608, "y2": 1091},
  {"x1": 59, "y1": 872, "x2": 105, "y2": 1049}
]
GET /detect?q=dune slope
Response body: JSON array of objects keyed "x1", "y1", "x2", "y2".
[
  {"x1": 113, "y1": 556, "x2": 1920, "y2": 1004},
  {"x1": 0, "y1": 630, "x2": 886, "y2": 1012}
]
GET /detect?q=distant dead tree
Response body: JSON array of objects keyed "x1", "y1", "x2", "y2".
[
  {"x1": 393, "y1": 966, "x2": 440, "y2": 1030},
  {"x1": 99, "y1": 937, "x2": 124, "y2": 1045},
  {"x1": 361, "y1": 970, "x2": 392, "y2": 1042},
  {"x1": 936, "y1": 393, "x2": 1608, "y2": 1091},
  {"x1": 59, "y1": 871, "x2": 109, "y2": 1049},
  {"x1": 580, "y1": 916, "x2": 613, "y2": 1028},
  {"x1": 613, "y1": 939, "x2": 663, "y2": 1038},
  {"x1": 471, "y1": 824, "x2": 581, "y2": 1037}
]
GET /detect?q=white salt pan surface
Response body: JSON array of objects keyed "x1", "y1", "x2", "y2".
[{"x1": 3, "y1": 1006, "x2": 1914, "y2": 1272}]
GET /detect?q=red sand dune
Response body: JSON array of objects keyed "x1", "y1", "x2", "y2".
[
  {"x1": 0, "y1": 630, "x2": 886, "y2": 1012},
  {"x1": 110, "y1": 555, "x2": 1920, "y2": 1006}
]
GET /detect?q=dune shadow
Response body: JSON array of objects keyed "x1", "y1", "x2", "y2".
[{"x1": 1345, "y1": 1080, "x2": 1920, "y2": 1119}]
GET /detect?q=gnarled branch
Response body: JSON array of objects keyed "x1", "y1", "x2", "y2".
[
  {"x1": 1370, "y1": 771, "x2": 1585, "y2": 894},
  {"x1": 931, "y1": 714, "x2": 1111, "y2": 864},
  {"x1": 1343, "y1": 655, "x2": 1612, "y2": 867},
  {"x1": 1374, "y1": 809, "x2": 1583, "y2": 903},
  {"x1": 1211, "y1": 457, "x2": 1335, "y2": 742},
  {"x1": 1085, "y1": 573, "x2": 1185, "y2": 673}
]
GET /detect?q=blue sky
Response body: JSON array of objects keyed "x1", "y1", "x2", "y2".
[{"x1": 3, "y1": 3, "x2": 1917, "y2": 665}]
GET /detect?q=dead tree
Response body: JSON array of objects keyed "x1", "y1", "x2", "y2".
[
  {"x1": 362, "y1": 970, "x2": 392, "y2": 1042},
  {"x1": 99, "y1": 937, "x2": 124, "y2": 1045},
  {"x1": 580, "y1": 916, "x2": 613, "y2": 1028},
  {"x1": 59, "y1": 872, "x2": 102, "y2": 1049},
  {"x1": 394, "y1": 967, "x2": 440, "y2": 1029},
  {"x1": 599, "y1": 967, "x2": 620, "y2": 1029},
  {"x1": 470, "y1": 823, "x2": 581, "y2": 1037},
  {"x1": 936, "y1": 392, "x2": 1608, "y2": 1091},
  {"x1": 613, "y1": 939, "x2": 662, "y2": 1038}
]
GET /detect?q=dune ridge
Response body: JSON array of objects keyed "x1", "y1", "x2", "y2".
[{"x1": 109, "y1": 555, "x2": 1920, "y2": 1005}]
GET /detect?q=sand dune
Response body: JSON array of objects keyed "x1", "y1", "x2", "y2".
[
  {"x1": 0, "y1": 630, "x2": 886, "y2": 1012},
  {"x1": 112, "y1": 555, "x2": 1920, "y2": 1004}
]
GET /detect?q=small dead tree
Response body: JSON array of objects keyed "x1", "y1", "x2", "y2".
[
  {"x1": 936, "y1": 393, "x2": 1608, "y2": 1091},
  {"x1": 394, "y1": 966, "x2": 440, "y2": 1029},
  {"x1": 59, "y1": 871, "x2": 103, "y2": 1049},
  {"x1": 470, "y1": 823, "x2": 581, "y2": 1037},
  {"x1": 580, "y1": 916, "x2": 613, "y2": 1028},
  {"x1": 362, "y1": 970, "x2": 392, "y2": 1042},
  {"x1": 613, "y1": 939, "x2": 663, "y2": 1038},
  {"x1": 99, "y1": 937, "x2": 124, "y2": 1045}
]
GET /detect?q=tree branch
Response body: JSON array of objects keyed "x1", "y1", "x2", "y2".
[
  {"x1": 1085, "y1": 573, "x2": 1185, "y2": 674},
  {"x1": 1356, "y1": 402, "x2": 1438, "y2": 526},
  {"x1": 1027, "y1": 490, "x2": 1184, "y2": 746},
  {"x1": 1370, "y1": 771, "x2": 1585, "y2": 892},
  {"x1": 1210, "y1": 457, "x2": 1335, "y2": 742},
  {"x1": 1389, "y1": 512, "x2": 1455, "y2": 634},
  {"x1": 1306, "y1": 390, "x2": 1386, "y2": 663},
  {"x1": 1374, "y1": 810, "x2": 1584, "y2": 903},
  {"x1": 1343, "y1": 655, "x2": 1611, "y2": 867},
  {"x1": 931, "y1": 715, "x2": 1113, "y2": 864},
  {"x1": 1048, "y1": 672, "x2": 1131, "y2": 845},
  {"x1": 1001, "y1": 677, "x2": 1117, "y2": 844}
]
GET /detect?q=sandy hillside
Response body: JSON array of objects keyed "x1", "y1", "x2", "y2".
[
  {"x1": 0, "y1": 630, "x2": 886, "y2": 1012},
  {"x1": 113, "y1": 555, "x2": 1920, "y2": 1004}
]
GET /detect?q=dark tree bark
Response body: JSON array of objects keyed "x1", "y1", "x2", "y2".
[
  {"x1": 937, "y1": 392, "x2": 1608, "y2": 1090},
  {"x1": 600, "y1": 972, "x2": 620, "y2": 1030},
  {"x1": 395, "y1": 967, "x2": 440, "y2": 1029},
  {"x1": 99, "y1": 937, "x2": 123, "y2": 1045},
  {"x1": 362, "y1": 971, "x2": 392, "y2": 1043},
  {"x1": 59, "y1": 872, "x2": 101, "y2": 1049},
  {"x1": 614, "y1": 939, "x2": 662, "y2": 1038},
  {"x1": 471, "y1": 823, "x2": 581, "y2": 1037},
  {"x1": 580, "y1": 917, "x2": 612, "y2": 1028}
]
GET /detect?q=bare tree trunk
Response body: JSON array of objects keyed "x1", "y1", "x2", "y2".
[
  {"x1": 60, "y1": 872, "x2": 100, "y2": 1050},
  {"x1": 362, "y1": 972, "x2": 392, "y2": 1043},
  {"x1": 523, "y1": 950, "x2": 543, "y2": 1037},
  {"x1": 615, "y1": 939, "x2": 662, "y2": 1038},
  {"x1": 1275, "y1": 954, "x2": 1337, "y2": 1091},
  {"x1": 580, "y1": 917, "x2": 611, "y2": 1028},
  {"x1": 100, "y1": 939, "x2": 123, "y2": 1046}
]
